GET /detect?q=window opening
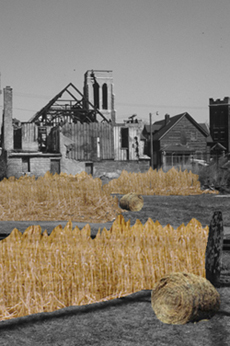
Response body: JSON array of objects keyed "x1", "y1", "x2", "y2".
[
  {"x1": 93, "y1": 82, "x2": 100, "y2": 109},
  {"x1": 97, "y1": 137, "x2": 100, "y2": 158},
  {"x1": 38, "y1": 127, "x2": 47, "y2": 152},
  {"x1": 22, "y1": 157, "x2": 30, "y2": 173},
  {"x1": 121, "y1": 128, "x2": 129, "y2": 148},
  {"x1": 14, "y1": 128, "x2": 22, "y2": 149},
  {"x1": 102, "y1": 83, "x2": 108, "y2": 110}
]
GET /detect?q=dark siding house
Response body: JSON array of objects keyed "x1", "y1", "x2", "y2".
[{"x1": 142, "y1": 112, "x2": 212, "y2": 170}]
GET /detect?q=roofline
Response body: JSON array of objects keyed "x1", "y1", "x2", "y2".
[
  {"x1": 209, "y1": 103, "x2": 230, "y2": 106},
  {"x1": 211, "y1": 142, "x2": 227, "y2": 151},
  {"x1": 157, "y1": 113, "x2": 186, "y2": 140},
  {"x1": 157, "y1": 112, "x2": 208, "y2": 140},
  {"x1": 29, "y1": 82, "x2": 109, "y2": 123},
  {"x1": 85, "y1": 69, "x2": 113, "y2": 73}
]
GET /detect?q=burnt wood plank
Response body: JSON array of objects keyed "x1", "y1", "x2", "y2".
[{"x1": 205, "y1": 211, "x2": 224, "y2": 287}]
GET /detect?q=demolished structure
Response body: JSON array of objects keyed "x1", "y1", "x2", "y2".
[
  {"x1": 1, "y1": 70, "x2": 149, "y2": 178},
  {"x1": 1, "y1": 69, "x2": 215, "y2": 179}
]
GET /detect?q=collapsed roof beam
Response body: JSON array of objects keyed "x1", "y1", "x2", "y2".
[
  {"x1": 29, "y1": 82, "x2": 109, "y2": 124},
  {"x1": 68, "y1": 83, "x2": 109, "y2": 123}
]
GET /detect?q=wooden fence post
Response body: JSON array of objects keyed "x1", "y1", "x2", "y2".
[{"x1": 205, "y1": 211, "x2": 224, "y2": 287}]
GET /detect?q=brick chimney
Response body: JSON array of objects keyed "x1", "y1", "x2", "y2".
[
  {"x1": 2, "y1": 86, "x2": 13, "y2": 151},
  {"x1": 165, "y1": 113, "x2": 170, "y2": 126}
]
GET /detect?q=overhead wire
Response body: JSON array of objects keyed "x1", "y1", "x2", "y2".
[{"x1": 116, "y1": 102, "x2": 208, "y2": 110}]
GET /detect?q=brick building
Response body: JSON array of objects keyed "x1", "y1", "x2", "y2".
[{"x1": 209, "y1": 97, "x2": 230, "y2": 152}]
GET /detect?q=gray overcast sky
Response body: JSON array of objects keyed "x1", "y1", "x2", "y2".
[{"x1": 0, "y1": 0, "x2": 230, "y2": 125}]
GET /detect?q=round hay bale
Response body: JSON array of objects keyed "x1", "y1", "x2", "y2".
[
  {"x1": 151, "y1": 272, "x2": 220, "y2": 325},
  {"x1": 119, "y1": 192, "x2": 144, "y2": 211}
]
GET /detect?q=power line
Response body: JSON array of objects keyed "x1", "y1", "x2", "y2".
[
  {"x1": 14, "y1": 107, "x2": 37, "y2": 112},
  {"x1": 14, "y1": 91, "x2": 52, "y2": 100},
  {"x1": 116, "y1": 102, "x2": 208, "y2": 110},
  {"x1": 3, "y1": 89, "x2": 209, "y2": 111},
  {"x1": 9, "y1": 89, "x2": 210, "y2": 111},
  {"x1": 0, "y1": 105, "x2": 37, "y2": 112}
]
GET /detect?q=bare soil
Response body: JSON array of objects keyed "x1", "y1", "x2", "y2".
[
  {"x1": 1, "y1": 194, "x2": 230, "y2": 237},
  {"x1": 0, "y1": 194, "x2": 230, "y2": 346}
]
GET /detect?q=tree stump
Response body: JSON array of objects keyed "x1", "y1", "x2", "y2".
[{"x1": 205, "y1": 211, "x2": 224, "y2": 287}]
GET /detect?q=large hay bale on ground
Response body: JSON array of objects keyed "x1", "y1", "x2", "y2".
[
  {"x1": 151, "y1": 272, "x2": 220, "y2": 325},
  {"x1": 119, "y1": 192, "x2": 144, "y2": 211}
]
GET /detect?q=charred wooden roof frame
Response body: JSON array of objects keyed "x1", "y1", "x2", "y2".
[{"x1": 28, "y1": 83, "x2": 110, "y2": 126}]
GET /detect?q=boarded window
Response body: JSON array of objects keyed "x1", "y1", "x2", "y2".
[
  {"x1": 22, "y1": 157, "x2": 30, "y2": 173},
  {"x1": 50, "y1": 159, "x2": 60, "y2": 174},
  {"x1": 121, "y1": 128, "x2": 129, "y2": 149}
]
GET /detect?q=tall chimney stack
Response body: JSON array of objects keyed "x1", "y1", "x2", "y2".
[{"x1": 3, "y1": 86, "x2": 13, "y2": 151}]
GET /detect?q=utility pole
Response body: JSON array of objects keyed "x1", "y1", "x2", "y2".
[
  {"x1": 0, "y1": 72, "x2": 2, "y2": 132},
  {"x1": 0, "y1": 72, "x2": 2, "y2": 95},
  {"x1": 150, "y1": 113, "x2": 153, "y2": 169}
]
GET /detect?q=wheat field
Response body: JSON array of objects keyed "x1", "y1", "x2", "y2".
[
  {"x1": 0, "y1": 171, "x2": 121, "y2": 222},
  {"x1": 103, "y1": 167, "x2": 218, "y2": 195},
  {"x1": 0, "y1": 167, "x2": 217, "y2": 222},
  {"x1": 0, "y1": 168, "x2": 214, "y2": 321},
  {"x1": 0, "y1": 215, "x2": 209, "y2": 321}
]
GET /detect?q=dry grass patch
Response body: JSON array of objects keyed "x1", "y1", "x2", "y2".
[
  {"x1": 0, "y1": 171, "x2": 121, "y2": 222},
  {"x1": 103, "y1": 167, "x2": 218, "y2": 195}
]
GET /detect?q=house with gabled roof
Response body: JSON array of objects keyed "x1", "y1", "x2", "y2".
[{"x1": 142, "y1": 112, "x2": 213, "y2": 170}]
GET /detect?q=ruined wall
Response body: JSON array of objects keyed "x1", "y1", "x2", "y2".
[
  {"x1": 6, "y1": 158, "x2": 22, "y2": 178},
  {"x1": 113, "y1": 122, "x2": 146, "y2": 160},
  {"x1": 30, "y1": 157, "x2": 51, "y2": 176},
  {"x1": 6, "y1": 155, "x2": 58, "y2": 179},
  {"x1": 59, "y1": 132, "x2": 89, "y2": 175},
  {"x1": 21, "y1": 123, "x2": 39, "y2": 151},
  {"x1": 60, "y1": 122, "x2": 114, "y2": 161},
  {"x1": 60, "y1": 158, "x2": 86, "y2": 175}
]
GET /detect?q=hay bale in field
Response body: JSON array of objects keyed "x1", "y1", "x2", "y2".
[
  {"x1": 119, "y1": 192, "x2": 144, "y2": 211},
  {"x1": 151, "y1": 272, "x2": 220, "y2": 325}
]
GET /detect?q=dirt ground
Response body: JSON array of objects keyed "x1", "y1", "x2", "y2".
[
  {"x1": 0, "y1": 194, "x2": 230, "y2": 345},
  {"x1": 1, "y1": 194, "x2": 230, "y2": 237}
]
